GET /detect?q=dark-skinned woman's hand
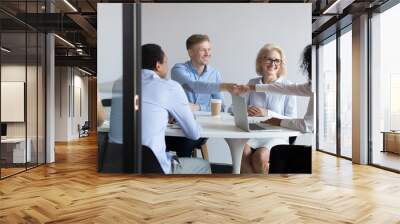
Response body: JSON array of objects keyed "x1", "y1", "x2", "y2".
[{"x1": 261, "y1": 117, "x2": 282, "y2": 126}]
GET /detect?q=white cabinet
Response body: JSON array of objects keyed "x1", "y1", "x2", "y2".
[{"x1": 1, "y1": 138, "x2": 32, "y2": 163}]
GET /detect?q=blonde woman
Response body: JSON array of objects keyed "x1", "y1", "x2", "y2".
[
  {"x1": 241, "y1": 44, "x2": 297, "y2": 174},
  {"x1": 251, "y1": 45, "x2": 314, "y2": 133}
]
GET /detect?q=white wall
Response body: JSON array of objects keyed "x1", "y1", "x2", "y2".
[
  {"x1": 2, "y1": 64, "x2": 47, "y2": 163},
  {"x1": 142, "y1": 3, "x2": 312, "y2": 163},
  {"x1": 55, "y1": 67, "x2": 89, "y2": 141},
  {"x1": 1, "y1": 65, "x2": 36, "y2": 138},
  {"x1": 97, "y1": 3, "x2": 123, "y2": 101}
]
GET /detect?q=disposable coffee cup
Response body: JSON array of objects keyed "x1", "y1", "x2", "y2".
[{"x1": 211, "y1": 99, "x2": 222, "y2": 117}]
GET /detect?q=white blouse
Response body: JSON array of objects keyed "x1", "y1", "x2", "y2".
[
  {"x1": 246, "y1": 77, "x2": 297, "y2": 119},
  {"x1": 255, "y1": 82, "x2": 314, "y2": 133}
]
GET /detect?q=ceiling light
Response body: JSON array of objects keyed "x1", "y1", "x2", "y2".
[
  {"x1": 63, "y1": 0, "x2": 78, "y2": 12},
  {"x1": 54, "y1": 34, "x2": 75, "y2": 48},
  {"x1": 1, "y1": 47, "x2": 11, "y2": 53},
  {"x1": 78, "y1": 67, "x2": 92, "y2": 76}
]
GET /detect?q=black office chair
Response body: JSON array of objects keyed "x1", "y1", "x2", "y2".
[
  {"x1": 79, "y1": 121, "x2": 90, "y2": 138},
  {"x1": 269, "y1": 145, "x2": 312, "y2": 174},
  {"x1": 101, "y1": 98, "x2": 112, "y2": 107},
  {"x1": 98, "y1": 143, "x2": 164, "y2": 174},
  {"x1": 289, "y1": 136, "x2": 297, "y2": 145},
  {"x1": 142, "y1": 146, "x2": 164, "y2": 174}
]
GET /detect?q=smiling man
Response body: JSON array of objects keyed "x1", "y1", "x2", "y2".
[
  {"x1": 167, "y1": 34, "x2": 224, "y2": 158},
  {"x1": 171, "y1": 34, "x2": 224, "y2": 112}
]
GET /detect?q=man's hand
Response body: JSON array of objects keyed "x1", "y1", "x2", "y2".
[
  {"x1": 168, "y1": 116, "x2": 176, "y2": 124},
  {"x1": 189, "y1": 103, "x2": 200, "y2": 112},
  {"x1": 234, "y1": 84, "x2": 251, "y2": 95},
  {"x1": 262, "y1": 117, "x2": 282, "y2": 126},
  {"x1": 220, "y1": 83, "x2": 236, "y2": 92},
  {"x1": 247, "y1": 84, "x2": 256, "y2": 91},
  {"x1": 220, "y1": 83, "x2": 250, "y2": 95},
  {"x1": 247, "y1": 106, "x2": 267, "y2": 117}
]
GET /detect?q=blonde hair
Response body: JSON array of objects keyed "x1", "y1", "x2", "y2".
[{"x1": 255, "y1": 43, "x2": 287, "y2": 77}]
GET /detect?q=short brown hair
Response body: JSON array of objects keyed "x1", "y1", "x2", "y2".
[{"x1": 186, "y1": 34, "x2": 210, "y2": 50}]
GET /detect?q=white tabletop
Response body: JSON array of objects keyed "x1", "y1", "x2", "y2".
[
  {"x1": 1, "y1": 138, "x2": 29, "y2": 143},
  {"x1": 166, "y1": 112, "x2": 301, "y2": 139}
]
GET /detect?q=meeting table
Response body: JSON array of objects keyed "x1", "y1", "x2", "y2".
[{"x1": 166, "y1": 111, "x2": 302, "y2": 174}]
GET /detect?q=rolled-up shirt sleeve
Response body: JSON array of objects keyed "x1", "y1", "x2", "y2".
[
  {"x1": 171, "y1": 65, "x2": 220, "y2": 94},
  {"x1": 281, "y1": 118, "x2": 310, "y2": 133},
  {"x1": 256, "y1": 82, "x2": 312, "y2": 97},
  {"x1": 256, "y1": 82, "x2": 314, "y2": 133}
]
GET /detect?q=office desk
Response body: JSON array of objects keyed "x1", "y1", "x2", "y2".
[
  {"x1": 166, "y1": 112, "x2": 301, "y2": 174},
  {"x1": 1, "y1": 138, "x2": 32, "y2": 164}
]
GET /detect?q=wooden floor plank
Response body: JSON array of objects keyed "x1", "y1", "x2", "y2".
[{"x1": 1, "y1": 135, "x2": 400, "y2": 223}]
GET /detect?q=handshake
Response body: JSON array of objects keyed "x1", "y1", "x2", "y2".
[{"x1": 220, "y1": 83, "x2": 255, "y2": 95}]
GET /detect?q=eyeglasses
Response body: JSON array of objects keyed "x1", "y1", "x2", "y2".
[{"x1": 262, "y1": 57, "x2": 282, "y2": 65}]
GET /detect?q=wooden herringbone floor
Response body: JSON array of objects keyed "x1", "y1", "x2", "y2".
[{"x1": 1, "y1": 136, "x2": 400, "y2": 224}]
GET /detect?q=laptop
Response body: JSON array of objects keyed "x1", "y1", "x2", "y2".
[{"x1": 231, "y1": 95, "x2": 282, "y2": 132}]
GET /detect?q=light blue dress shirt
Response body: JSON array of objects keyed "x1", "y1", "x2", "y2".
[
  {"x1": 245, "y1": 77, "x2": 297, "y2": 149},
  {"x1": 141, "y1": 69, "x2": 201, "y2": 173},
  {"x1": 109, "y1": 78, "x2": 123, "y2": 144},
  {"x1": 171, "y1": 61, "x2": 224, "y2": 112},
  {"x1": 246, "y1": 77, "x2": 297, "y2": 118}
]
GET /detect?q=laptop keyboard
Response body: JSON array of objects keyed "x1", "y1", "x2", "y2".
[{"x1": 249, "y1": 123, "x2": 265, "y2": 130}]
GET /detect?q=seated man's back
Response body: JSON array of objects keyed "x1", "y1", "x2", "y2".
[{"x1": 142, "y1": 69, "x2": 205, "y2": 174}]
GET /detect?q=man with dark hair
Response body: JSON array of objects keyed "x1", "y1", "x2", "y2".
[
  {"x1": 140, "y1": 43, "x2": 211, "y2": 174},
  {"x1": 142, "y1": 44, "x2": 166, "y2": 71},
  {"x1": 166, "y1": 34, "x2": 227, "y2": 158}
]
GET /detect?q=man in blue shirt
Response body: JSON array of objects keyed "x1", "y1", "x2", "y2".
[
  {"x1": 171, "y1": 34, "x2": 224, "y2": 111},
  {"x1": 167, "y1": 34, "x2": 225, "y2": 158},
  {"x1": 141, "y1": 44, "x2": 211, "y2": 174}
]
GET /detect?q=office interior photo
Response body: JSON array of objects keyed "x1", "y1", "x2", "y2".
[{"x1": 1, "y1": 0, "x2": 400, "y2": 223}]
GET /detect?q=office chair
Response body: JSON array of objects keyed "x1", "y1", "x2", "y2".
[
  {"x1": 142, "y1": 146, "x2": 164, "y2": 174},
  {"x1": 79, "y1": 121, "x2": 90, "y2": 138},
  {"x1": 269, "y1": 145, "x2": 312, "y2": 174},
  {"x1": 98, "y1": 142, "x2": 164, "y2": 174},
  {"x1": 192, "y1": 143, "x2": 209, "y2": 161},
  {"x1": 101, "y1": 98, "x2": 112, "y2": 107},
  {"x1": 289, "y1": 136, "x2": 297, "y2": 145}
]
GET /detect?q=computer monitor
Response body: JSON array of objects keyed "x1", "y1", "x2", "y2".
[{"x1": 1, "y1": 123, "x2": 7, "y2": 137}]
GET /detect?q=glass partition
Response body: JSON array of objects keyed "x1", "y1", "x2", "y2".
[
  {"x1": 370, "y1": 3, "x2": 400, "y2": 171},
  {"x1": 27, "y1": 31, "x2": 38, "y2": 169},
  {"x1": 339, "y1": 29, "x2": 352, "y2": 158},
  {"x1": 317, "y1": 37, "x2": 337, "y2": 155},
  {"x1": 0, "y1": 2, "x2": 46, "y2": 179},
  {"x1": 1, "y1": 31, "x2": 28, "y2": 177}
]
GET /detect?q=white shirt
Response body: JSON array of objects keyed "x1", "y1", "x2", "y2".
[
  {"x1": 246, "y1": 77, "x2": 297, "y2": 118},
  {"x1": 255, "y1": 82, "x2": 314, "y2": 133}
]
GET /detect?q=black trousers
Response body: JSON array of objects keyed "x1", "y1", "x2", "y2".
[{"x1": 165, "y1": 137, "x2": 208, "y2": 157}]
